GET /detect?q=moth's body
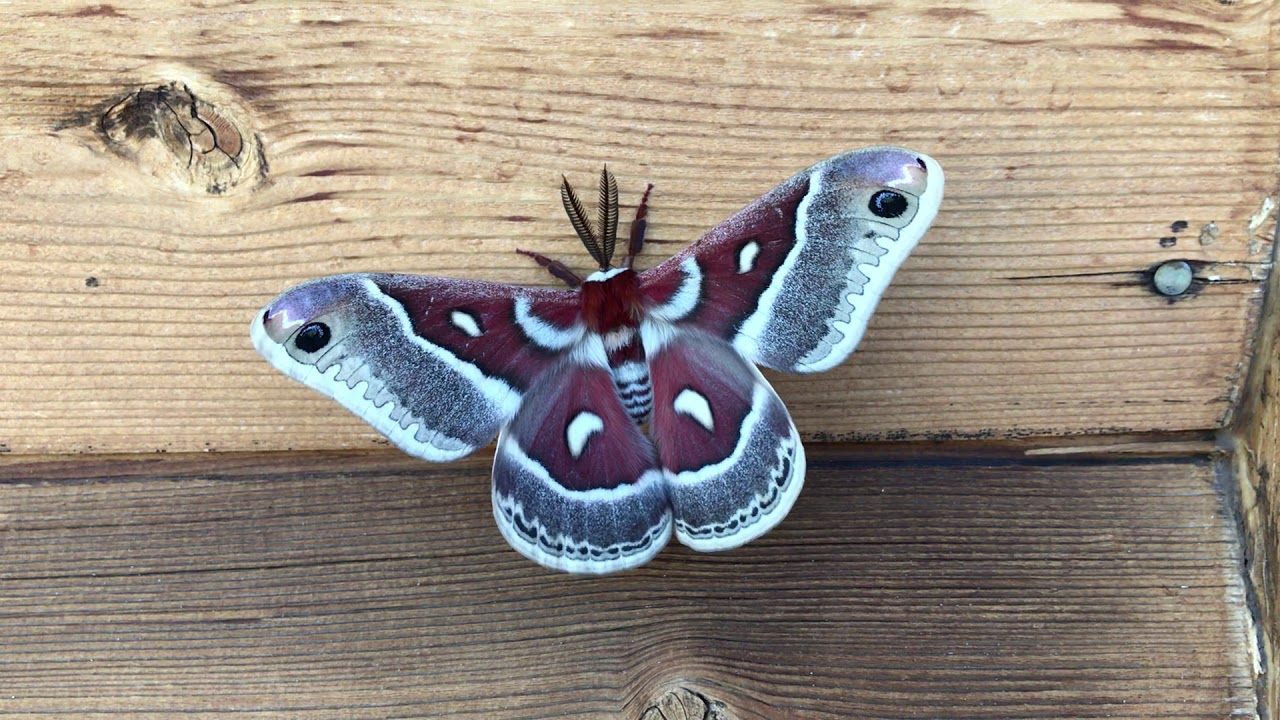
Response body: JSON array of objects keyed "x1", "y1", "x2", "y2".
[
  {"x1": 577, "y1": 267, "x2": 653, "y2": 421},
  {"x1": 252, "y1": 147, "x2": 944, "y2": 574}
]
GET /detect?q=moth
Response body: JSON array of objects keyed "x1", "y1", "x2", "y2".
[{"x1": 251, "y1": 147, "x2": 943, "y2": 574}]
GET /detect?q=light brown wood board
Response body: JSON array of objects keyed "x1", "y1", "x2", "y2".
[
  {"x1": 0, "y1": 1, "x2": 1276, "y2": 454},
  {"x1": 0, "y1": 447, "x2": 1257, "y2": 718}
]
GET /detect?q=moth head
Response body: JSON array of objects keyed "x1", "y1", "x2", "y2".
[
  {"x1": 252, "y1": 276, "x2": 366, "y2": 365},
  {"x1": 824, "y1": 147, "x2": 943, "y2": 231}
]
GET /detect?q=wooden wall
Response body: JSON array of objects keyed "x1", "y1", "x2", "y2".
[{"x1": 1, "y1": 3, "x2": 1277, "y2": 717}]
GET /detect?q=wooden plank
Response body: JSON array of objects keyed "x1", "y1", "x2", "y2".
[
  {"x1": 0, "y1": 1, "x2": 1275, "y2": 454},
  {"x1": 0, "y1": 447, "x2": 1256, "y2": 718}
]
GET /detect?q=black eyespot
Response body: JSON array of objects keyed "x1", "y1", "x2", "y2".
[
  {"x1": 869, "y1": 190, "x2": 909, "y2": 219},
  {"x1": 916, "y1": 157, "x2": 927, "y2": 170},
  {"x1": 294, "y1": 322, "x2": 331, "y2": 353}
]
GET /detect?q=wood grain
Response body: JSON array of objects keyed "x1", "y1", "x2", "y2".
[
  {"x1": 0, "y1": 1, "x2": 1276, "y2": 454},
  {"x1": 0, "y1": 446, "x2": 1255, "y2": 718}
]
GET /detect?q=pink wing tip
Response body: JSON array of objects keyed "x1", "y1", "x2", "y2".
[
  {"x1": 827, "y1": 147, "x2": 933, "y2": 196},
  {"x1": 258, "y1": 276, "x2": 360, "y2": 343}
]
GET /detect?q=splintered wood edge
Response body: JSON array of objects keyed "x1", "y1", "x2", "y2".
[{"x1": 1230, "y1": 221, "x2": 1279, "y2": 711}]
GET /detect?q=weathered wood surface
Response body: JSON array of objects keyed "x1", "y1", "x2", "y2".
[
  {"x1": 0, "y1": 446, "x2": 1255, "y2": 718},
  {"x1": 0, "y1": 1, "x2": 1275, "y2": 455},
  {"x1": 1235, "y1": 217, "x2": 1279, "y2": 712}
]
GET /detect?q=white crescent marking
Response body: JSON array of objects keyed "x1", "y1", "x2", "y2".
[
  {"x1": 673, "y1": 388, "x2": 714, "y2": 432},
  {"x1": 565, "y1": 411, "x2": 605, "y2": 459},
  {"x1": 736, "y1": 240, "x2": 760, "y2": 275},
  {"x1": 450, "y1": 309, "x2": 483, "y2": 338}
]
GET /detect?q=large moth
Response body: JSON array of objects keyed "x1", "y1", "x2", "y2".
[{"x1": 251, "y1": 147, "x2": 943, "y2": 574}]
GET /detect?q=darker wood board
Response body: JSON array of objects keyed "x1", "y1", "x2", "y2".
[{"x1": 0, "y1": 447, "x2": 1256, "y2": 718}]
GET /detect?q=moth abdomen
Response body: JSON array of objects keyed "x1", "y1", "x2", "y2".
[{"x1": 613, "y1": 362, "x2": 653, "y2": 423}]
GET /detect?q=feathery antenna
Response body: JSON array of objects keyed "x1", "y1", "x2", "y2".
[
  {"x1": 560, "y1": 175, "x2": 605, "y2": 268},
  {"x1": 597, "y1": 165, "x2": 619, "y2": 267}
]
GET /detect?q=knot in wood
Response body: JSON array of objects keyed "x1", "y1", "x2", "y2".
[{"x1": 99, "y1": 80, "x2": 265, "y2": 195}]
